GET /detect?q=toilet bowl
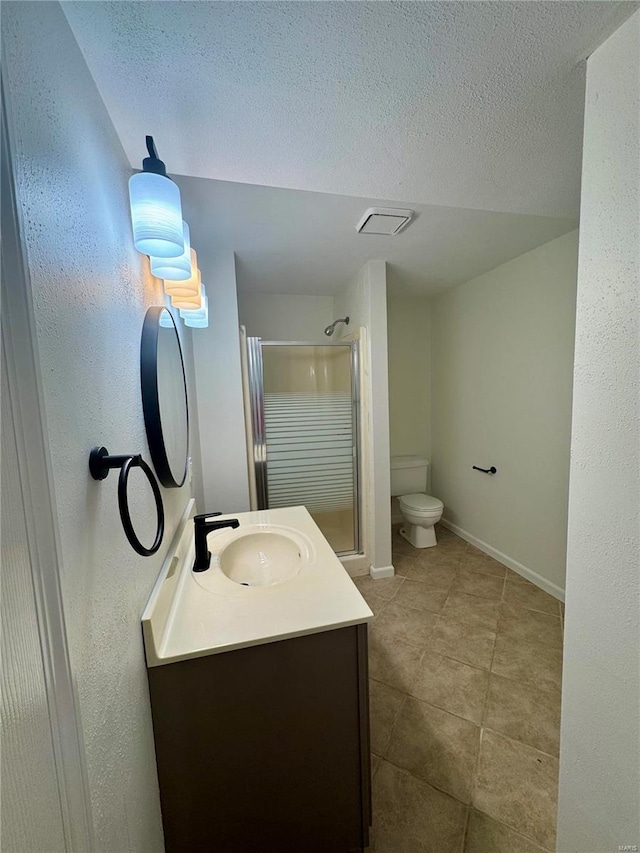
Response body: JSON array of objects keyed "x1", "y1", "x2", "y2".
[
  {"x1": 398, "y1": 493, "x2": 444, "y2": 548},
  {"x1": 390, "y1": 456, "x2": 444, "y2": 549}
]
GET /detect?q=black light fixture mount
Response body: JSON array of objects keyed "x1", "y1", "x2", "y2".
[{"x1": 142, "y1": 135, "x2": 167, "y2": 176}]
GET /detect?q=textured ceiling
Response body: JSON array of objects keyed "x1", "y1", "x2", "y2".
[
  {"x1": 63, "y1": 0, "x2": 635, "y2": 219},
  {"x1": 176, "y1": 176, "x2": 575, "y2": 295}
]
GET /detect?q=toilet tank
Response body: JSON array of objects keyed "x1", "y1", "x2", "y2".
[{"x1": 390, "y1": 455, "x2": 429, "y2": 496}]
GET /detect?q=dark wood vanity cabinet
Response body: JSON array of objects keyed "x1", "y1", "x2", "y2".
[{"x1": 147, "y1": 623, "x2": 371, "y2": 853}]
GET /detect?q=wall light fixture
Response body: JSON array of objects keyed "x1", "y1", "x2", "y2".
[
  {"x1": 150, "y1": 221, "x2": 191, "y2": 281},
  {"x1": 129, "y1": 136, "x2": 184, "y2": 258},
  {"x1": 164, "y1": 248, "x2": 201, "y2": 298},
  {"x1": 181, "y1": 286, "x2": 209, "y2": 328},
  {"x1": 183, "y1": 295, "x2": 209, "y2": 328},
  {"x1": 130, "y1": 136, "x2": 209, "y2": 330},
  {"x1": 184, "y1": 315, "x2": 209, "y2": 329},
  {"x1": 171, "y1": 282, "x2": 203, "y2": 312}
]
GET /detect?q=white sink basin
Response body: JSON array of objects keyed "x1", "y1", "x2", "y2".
[
  {"x1": 218, "y1": 530, "x2": 304, "y2": 587},
  {"x1": 142, "y1": 505, "x2": 374, "y2": 666}
]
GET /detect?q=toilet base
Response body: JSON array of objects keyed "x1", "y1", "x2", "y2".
[{"x1": 399, "y1": 523, "x2": 437, "y2": 549}]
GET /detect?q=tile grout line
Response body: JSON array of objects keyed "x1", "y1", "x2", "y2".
[
  {"x1": 379, "y1": 690, "x2": 409, "y2": 760},
  {"x1": 381, "y1": 754, "x2": 475, "y2": 810},
  {"x1": 479, "y1": 724, "x2": 561, "y2": 762},
  {"x1": 558, "y1": 598, "x2": 564, "y2": 635},
  {"x1": 484, "y1": 669, "x2": 562, "y2": 699},
  {"x1": 373, "y1": 674, "x2": 489, "y2": 729},
  {"x1": 469, "y1": 565, "x2": 506, "y2": 813},
  {"x1": 459, "y1": 807, "x2": 471, "y2": 853},
  {"x1": 469, "y1": 804, "x2": 556, "y2": 853}
]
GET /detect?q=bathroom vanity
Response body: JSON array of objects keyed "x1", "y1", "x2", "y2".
[{"x1": 142, "y1": 504, "x2": 373, "y2": 853}]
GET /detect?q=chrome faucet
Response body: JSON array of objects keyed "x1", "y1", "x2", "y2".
[{"x1": 193, "y1": 512, "x2": 239, "y2": 572}]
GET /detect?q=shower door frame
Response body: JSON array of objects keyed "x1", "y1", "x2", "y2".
[{"x1": 246, "y1": 338, "x2": 362, "y2": 557}]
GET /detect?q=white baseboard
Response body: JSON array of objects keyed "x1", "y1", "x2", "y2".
[
  {"x1": 440, "y1": 518, "x2": 565, "y2": 602},
  {"x1": 370, "y1": 564, "x2": 395, "y2": 579}
]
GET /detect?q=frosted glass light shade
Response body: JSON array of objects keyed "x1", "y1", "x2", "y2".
[
  {"x1": 180, "y1": 291, "x2": 208, "y2": 321},
  {"x1": 150, "y1": 222, "x2": 191, "y2": 280},
  {"x1": 180, "y1": 296, "x2": 209, "y2": 329},
  {"x1": 182, "y1": 287, "x2": 208, "y2": 328},
  {"x1": 171, "y1": 283, "x2": 202, "y2": 311},
  {"x1": 184, "y1": 315, "x2": 209, "y2": 329},
  {"x1": 129, "y1": 171, "x2": 183, "y2": 257},
  {"x1": 164, "y1": 249, "x2": 200, "y2": 297}
]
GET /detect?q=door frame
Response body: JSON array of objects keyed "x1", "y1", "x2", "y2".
[
  {"x1": 246, "y1": 338, "x2": 362, "y2": 556},
  {"x1": 1, "y1": 82, "x2": 94, "y2": 851}
]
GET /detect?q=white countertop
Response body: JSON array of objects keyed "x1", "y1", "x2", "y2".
[{"x1": 142, "y1": 502, "x2": 373, "y2": 667}]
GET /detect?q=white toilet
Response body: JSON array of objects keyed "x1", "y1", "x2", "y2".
[{"x1": 390, "y1": 456, "x2": 444, "y2": 548}]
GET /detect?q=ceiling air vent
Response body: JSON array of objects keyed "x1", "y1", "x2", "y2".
[{"x1": 356, "y1": 207, "x2": 414, "y2": 236}]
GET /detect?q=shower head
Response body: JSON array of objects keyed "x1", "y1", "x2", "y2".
[{"x1": 324, "y1": 316, "x2": 350, "y2": 337}]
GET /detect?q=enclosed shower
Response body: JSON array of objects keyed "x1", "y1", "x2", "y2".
[{"x1": 245, "y1": 338, "x2": 360, "y2": 555}]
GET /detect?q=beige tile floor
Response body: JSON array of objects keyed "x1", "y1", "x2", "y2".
[{"x1": 356, "y1": 524, "x2": 563, "y2": 853}]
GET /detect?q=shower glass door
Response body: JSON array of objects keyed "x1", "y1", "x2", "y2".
[{"x1": 247, "y1": 340, "x2": 360, "y2": 555}]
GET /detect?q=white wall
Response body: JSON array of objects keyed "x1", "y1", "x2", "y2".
[
  {"x1": 192, "y1": 252, "x2": 251, "y2": 513},
  {"x1": 387, "y1": 295, "x2": 431, "y2": 461},
  {"x1": 431, "y1": 231, "x2": 578, "y2": 596},
  {"x1": 335, "y1": 260, "x2": 393, "y2": 576},
  {"x1": 557, "y1": 13, "x2": 640, "y2": 852},
  {"x1": 2, "y1": 3, "x2": 196, "y2": 849},
  {"x1": 237, "y1": 292, "x2": 334, "y2": 341}
]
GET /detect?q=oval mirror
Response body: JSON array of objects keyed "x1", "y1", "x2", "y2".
[{"x1": 140, "y1": 306, "x2": 189, "y2": 488}]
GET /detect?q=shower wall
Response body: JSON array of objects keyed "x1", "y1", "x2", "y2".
[{"x1": 238, "y1": 293, "x2": 335, "y2": 340}]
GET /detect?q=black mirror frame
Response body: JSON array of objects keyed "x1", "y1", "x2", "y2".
[{"x1": 140, "y1": 306, "x2": 189, "y2": 488}]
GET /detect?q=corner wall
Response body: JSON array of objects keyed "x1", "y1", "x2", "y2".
[
  {"x1": 192, "y1": 252, "x2": 251, "y2": 514},
  {"x1": 430, "y1": 231, "x2": 578, "y2": 595},
  {"x1": 237, "y1": 292, "x2": 335, "y2": 341},
  {"x1": 1, "y1": 3, "x2": 194, "y2": 848},
  {"x1": 335, "y1": 260, "x2": 392, "y2": 576},
  {"x1": 557, "y1": 12, "x2": 640, "y2": 851},
  {"x1": 386, "y1": 295, "x2": 431, "y2": 463}
]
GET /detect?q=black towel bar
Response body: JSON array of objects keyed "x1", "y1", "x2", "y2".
[{"x1": 473, "y1": 465, "x2": 497, "y2": 475}]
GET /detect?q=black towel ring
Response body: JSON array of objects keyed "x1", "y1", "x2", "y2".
[{"x1": 89, "y1": 446, "x2": 164, "y2": 556}]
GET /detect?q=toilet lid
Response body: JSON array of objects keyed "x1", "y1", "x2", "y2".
[{"x1": 399, "y1": 493, "x2": 444, "y2": 513}]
